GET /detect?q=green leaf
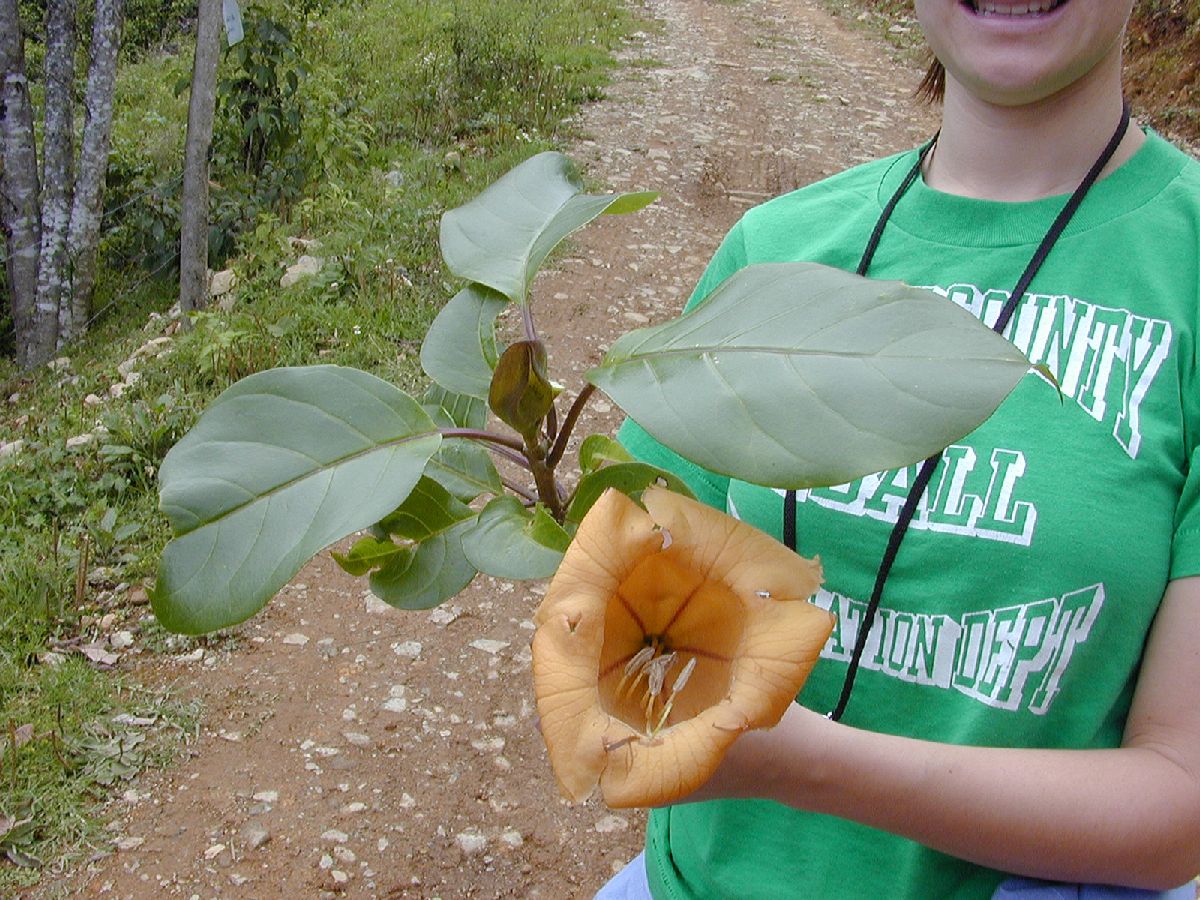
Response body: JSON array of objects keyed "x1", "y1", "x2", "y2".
[
  {"x1": 332, "y1": 536, "x2": 404, "y2": 577},
  {"x1": 578, "y1": 434, "x2": 634, "y2": 474},
  {"x1": 424, "y1": 438, "x2": 504, "y2": 501},
  {"x1": 439, "y1": 151, "x2": 657, "y2": 304},
  {"x1": 154, "y1": 366, "x2": 440, "y2": 634},
  {"x1": 566, "y1": 463, "x2": 696, "y2": 524},
  {"x1": 462, "y1": 496, "x2": 570, "y2": 580},
  {"x1": 421, "y1": 391, "x2": 502, "y2": 501},
  {"x1": 419, "y1": 284, "x2": 507, "y2": 399},
  {"x1": 369, "y1": 518, "x2": 478, "y2": 610},
  {"x1": 588, "y1": 262, "x2": 1033, "y2": 490},
  {"x1": 376, "y1": 477, "x2": 474, "y2": 541},
  {"x1": 422, "y1": 384, "x2": 487, "y2": 430},
  {"x1": 488, "y1": 340, "x2": 556, "y2": 439}
]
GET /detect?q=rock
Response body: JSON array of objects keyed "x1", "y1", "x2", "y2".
[
  {"x1": 499, "y1": 829, "x2": 524, "y2": 848},
  {"x1": 65, "y1": 432, "x2": 96, "y2": 449},
  {"x1": 391, "y1": 640, "x2": 422, "y2": 659},
  {"x1": 114, "y1": 836, "x2": 145, "y2": 851},
  {"x1": 340, "y1": 802, "x2": 368, "y2": 815},
  {"x1": 108, "y1": 382, "x2": 127, "y2": 399},
  {"x1": 595, "y1": 815, "x2": 629, "y2": 834},
  {"x1": 83, "y1": 393, "x2": 104, "y2": 407},
  {"x1": 455, "y1": 830, "x2": 487, "y2": 855},
  {"x1": 383, "y1": 697, "x2": 408, "y2": 713},
  {"x1": 469, "y1": 639, "x2": 509, "y2": 655},
  {"x1": 321, "y1": 829, "x2": 349, "y2": 843},
  {"x1": 208, "y1": 268, "x2": 237, "y2": 297},
  {"x1": 204, "y1": 843, "x2": 227, "y2": 860},
  {"x1": 48, "y1": 356, "x2": 71, "y2": 372},
  {"x1": 241, "y1": 821, "x2": 271, "y2": 850},
  {"x1": 364, "y1": 595, "x2": 393, "y2": 615},
  {"x1": 342, "y1": 731, "x2": 371, "y2": 748},
  {"x1": 331, "y1": 870, "x2": 349, "y2": 885},
  {"x1": 281, "y1": 633, "x2": 310, "y2": 646},
  {"x1": 252, "y1": 790, "x2": 278, "y2": 803},
  {"x1": 0, "y1": 439, "x2": 25, "y2": 458},
  {"x1": 110, "y1": 630, "x2": 134, "y2": 650},
  {"x1": 428, "y1": 606, "x2": 462, "y2": 626},
  {"x1": 280, "y1": 255, "x2": 324, "y2": 288}
]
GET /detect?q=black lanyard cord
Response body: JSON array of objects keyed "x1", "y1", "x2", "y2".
[{"x1": 783, "y1": 102, "x2": 1132, "y2": 723}]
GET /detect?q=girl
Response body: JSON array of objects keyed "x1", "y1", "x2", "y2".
[{"x1": 605, "y1": 1, "x2": 1200, "y2": 896}]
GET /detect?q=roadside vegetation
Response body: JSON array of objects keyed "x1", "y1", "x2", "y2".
[{"x1": 0, "y1": 0, "x2": 632, "y2": 886}]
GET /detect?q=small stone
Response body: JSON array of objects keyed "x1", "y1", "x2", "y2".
[
  {"x1": 66, "y1": 432, "x2": 96, "y2": 449},
  {"x1": 333, "y1": 846, "x2": 356, "y2": 863},
  {"x1": 468, "y1": 639, "x2": 508, "y2": 655},
  {"x1": 383, "y1": 697, "x2": 408, "y2": 713},
  {"x1": 208, "y1": 268, "x2": 237, "y2": 297},
  {"x1": 428, "y1": 606, "x2": 462, "y2": 626},
  {"x1": 281, "y1": 633, "x2": 309, "y2": 646},
  {"x1": 321, "y1": 829, "x2": 349, "y2": 843},
  {"x1": 319, "y1": 853, "x2": 334, "y2": 870},
  {"x1": 110, "y1": 630, "x2": 134, "y2": 650},
  {"x1": 83, "y1": 393, "x2": 104, "y2": 407},
  {"x1": 397, "y1": 793, "x2": 415, "y2": 809},
  {"x1": 391, "y1": 640, "x2": 422, "y2": 659},
  {"x1": 252, "y1": 790, "x2": 278, "y2": 803},
  {"x1": 331, "y1": 870, "x2": 349, "y2": 885},
  {"x1": 114, "y1": 836, "x2": 145, "y2": 851},
  {"x1": 229, "y1": 873, "x2": 250, "y2": 886},
  {"x1": 340, "y1": 802, "x2": 368, "y2": 815},
  {"x1": 108, "y1": 382, "x2": 127, "y2": 399},
  {"x1": 204, "y1": 843, "x2": 227, "y2": 860},
  {"x1": 241, "y1": 822, "x2": 270, "y2": 850},
  {"x1": 176, "y1": 648, "x2": 204, "y2": 663},
  {"x1": 622, "y1": 311, "x2": 650, "y2": 325},
  {"x1": 0, "y1": 439, "x2": 25, "y2": 458},
  {"x1": 595, "y1": 815, "x2": 629, "y2": 834},
  {"x1": 280, "y1": 255, "x2": 324, "y2": 288},
  {"x1": 499, "y1": 829, "x2": 523, "y2": 848},
  {"x1": 364, "y1": 595, "x2": 393, "y2": 615},
  {"x1": 455, "y1": 831, "x2": 487, "y2": 855},
  {"x1": 342, "y1": 732, "x2": 371, "y2": 747}
]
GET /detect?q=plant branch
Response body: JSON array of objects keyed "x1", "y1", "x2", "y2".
[
  {"x1": 440, "y1": 428, "x2": 525, "y2": 453},
  {"x1": 501, "y1": 477, "x2": 538, "y2": 504},
  {"x1": 548, "y1": 383, "x2": 597, "y2": 467}
]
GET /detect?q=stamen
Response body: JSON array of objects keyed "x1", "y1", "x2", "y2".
[
  {"x1": 645, "y1": 652, "x2": 677, "y2": 697},
  {"x1": 652, "y1": 656, "x2": 697, "y2": 734},
  {"x1": 615, "y1": 646, "x2": 655, "y2": 698}
]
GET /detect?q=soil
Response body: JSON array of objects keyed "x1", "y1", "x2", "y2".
[{"x1": 35, "y1": 1, "x2": 938, "y2": 896}]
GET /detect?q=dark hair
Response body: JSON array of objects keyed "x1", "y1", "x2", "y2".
[{"x1": 916, "y1": 56, "x2": 945, "y2": 104}]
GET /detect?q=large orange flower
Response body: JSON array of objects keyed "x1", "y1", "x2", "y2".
[{"x1": 532, "y1": 486, "x2": 832, "y2": 808}]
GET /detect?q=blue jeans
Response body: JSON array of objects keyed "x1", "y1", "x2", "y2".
[{"x1": 594, "y1": 852, "x2": 1198, "y2": 899}]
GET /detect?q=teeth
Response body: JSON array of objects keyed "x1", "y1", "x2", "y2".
[{"x1": 973, "y1": 0, "x2": 1059, "y2": 13}]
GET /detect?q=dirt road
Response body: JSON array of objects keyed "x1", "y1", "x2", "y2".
[{"x1": 48, "y1": 1, "x2": 935, "y2": 896}]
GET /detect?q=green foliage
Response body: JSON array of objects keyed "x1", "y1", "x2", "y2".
[
  {"x1": 0, "y1": 0, "x2": 637, "y2": 878},
  {"x1": 153, "y1": 151, "x2": 1034, "y2": 639}
]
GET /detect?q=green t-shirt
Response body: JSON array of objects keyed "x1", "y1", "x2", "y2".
[{"x1": 619, "y1": 131, "x2": 1200, "y2": 899}]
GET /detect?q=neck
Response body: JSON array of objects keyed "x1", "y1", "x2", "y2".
[{"x1": 925, "y1": 60, "x2": 1144, "y2": 201}]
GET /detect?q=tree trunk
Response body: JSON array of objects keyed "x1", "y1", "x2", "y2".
[
  {"x1": 62, "y1": 0, "x2": 125, "y2": 342},
  {"x1": 0, "y1": 0, "x2": 43, "y2": 369},
  {"x1": 179, "y1": 0, "x2": 223, "y2": 318},
  {"x1": 32, "y1": 0, "x2": 77, "y2": 363}
]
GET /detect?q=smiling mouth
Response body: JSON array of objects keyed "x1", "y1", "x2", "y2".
[{"x1": 963, "y1": 0, "x2": 1068, "y2": 14}]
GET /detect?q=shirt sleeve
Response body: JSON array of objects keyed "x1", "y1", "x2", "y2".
[
  {"x1": 615, "y1": 220, "x2": 751, "y2": 511},
  {"x1": 1171, "y1": 441, "x2": 1200, "y2": 580}
]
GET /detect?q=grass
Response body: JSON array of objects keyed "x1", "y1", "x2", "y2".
[{"x1": 0, "y1": 0, "x2": 637, "y2": 887}]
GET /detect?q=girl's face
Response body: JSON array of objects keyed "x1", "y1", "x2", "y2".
[{"x1": 914, "y1": 0, "x2": 1134, "y2": 107}]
